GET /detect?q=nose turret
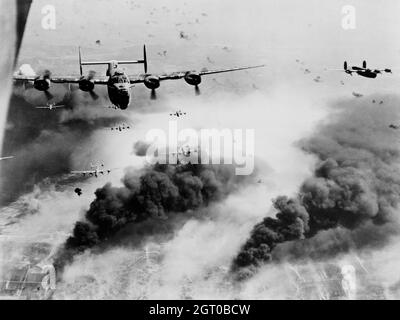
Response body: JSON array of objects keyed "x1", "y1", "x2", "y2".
[{"x1": 115, "y1": 83, "x2": 130, "y2": 95}]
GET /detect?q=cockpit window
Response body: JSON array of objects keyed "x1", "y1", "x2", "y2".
[
  {"x1": 111, "y1": 74, "x2": 129, "y2": 84},
  {"x1": 120, "y1": 75, "x2": 129, "y2": 83}
]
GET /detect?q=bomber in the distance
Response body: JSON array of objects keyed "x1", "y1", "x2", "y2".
[{"x1": 330, "y1": 60, "x2": 392, "y2": 78}]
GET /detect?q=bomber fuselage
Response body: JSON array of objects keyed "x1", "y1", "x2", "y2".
[{"x1": 106, "y1": 60, "x2": 131, "y2": 109}]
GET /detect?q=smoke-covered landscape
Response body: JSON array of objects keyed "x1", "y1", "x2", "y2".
[{"x1": 2, "y1": 0, "x2": 400, "y2": 301}]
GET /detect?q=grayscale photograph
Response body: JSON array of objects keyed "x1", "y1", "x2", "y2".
[{"x1": 1, "y1": 0, "x2": 400, "y2": 306}]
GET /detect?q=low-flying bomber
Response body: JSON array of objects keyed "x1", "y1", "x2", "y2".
[
  {"x1": 157, "y1": 145, "x2": 198, "y2": 165},
  {"x1": 168, "y1": 145, "x2": 198, "y2": 158},
  {"x1": 70, "y1": 162, "x2": 112, "y2": 178},
  {"x1": 170, "y1": 145, "x2": 198, "y2": 164},
  {"x1": 35, "y1": 102, "x2": 65, "y2": 110},
  {"x1": 334, "y1": 61, "x2": 392, "y2": 78},
  {"x1": 170, "y1": 110, "x2": 186, "y2": 118},
  {"x1": 110, "y1": 123, "x2": 131, "y2": 131},
  {"x1": 13, "y1": 46, "x2": 264, "y2": 110},
  {"x1": 352, "y1": 92, "x2": 363, "y2": 98},
  {"x1": 175, "y1": 146, "x2": 199, "y2": 165}
]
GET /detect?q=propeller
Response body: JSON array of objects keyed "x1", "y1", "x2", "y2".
[
  {"x1": 43, "y1": 69, "x2": 53, "y2": 99},
  {"x1": 88, "y1": 70, "x2": 99, "y2": 100},
  {"x1": 44, "y1": 90, "x2": 54, "y2": 100},
  {"x1": 195, "y1": 85, "x2": 201, "y2": 96},
  {"x1": 142, "y1": 47, "x2": 156, "y2": 99},
  {"x1": 89, "y1": 90, "x2": 99, "y2": 100},
  {"x1": 150, "y1": 89, "x2": 157, "y2": 100}
]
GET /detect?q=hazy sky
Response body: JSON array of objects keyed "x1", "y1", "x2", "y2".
[{"x1": 21, "y1": 0, "x2": 400, "y2": 60}]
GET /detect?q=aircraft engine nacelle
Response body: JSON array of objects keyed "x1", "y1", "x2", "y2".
[
  {"x1": 144, "y1": 75, "x2": 160, "y2": 89},
  {"x1": 78, "y1": 77, "x2": 95, "y2": 92},
  {"x1": 184, "y1": 72, "x2": 201, "y2": 86},
  {"x1": 33, "y1": 77, "x2": 50, "y2": 91}
]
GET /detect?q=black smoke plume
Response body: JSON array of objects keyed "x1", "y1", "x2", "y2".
[
  {"x1": 233, "y1": 96, "x2": 400, "y2": 276},
  {"x1": 55, "y1": 162, "x2": 244, "y2": 270}
]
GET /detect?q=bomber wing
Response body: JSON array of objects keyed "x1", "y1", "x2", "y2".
[
  {"x1": 50, "y1": 76, "x2": 109, "y2": 85},
  {"x1": 128, "y1": 64, "x2": 265, "y2": 83},
  {"x1": 13, "y1": 75, "x2": 36, "y2": 81},
  {"x1": 70, "y1": 170, "x2": 96, "y2": 175}
]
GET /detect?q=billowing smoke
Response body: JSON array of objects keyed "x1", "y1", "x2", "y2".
[
  {"x1": 1, "y1": 89, "x2": 128, "y2": 205},
  {"x1": 233, "y1": 96, "x2": 400, "y2": 276},
  {"x1": 55, "y1": 162, "x2": 246, "y2": 270},
  {"x1": 133, "y1": 140, "x2": 151, "y2": 156}
]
